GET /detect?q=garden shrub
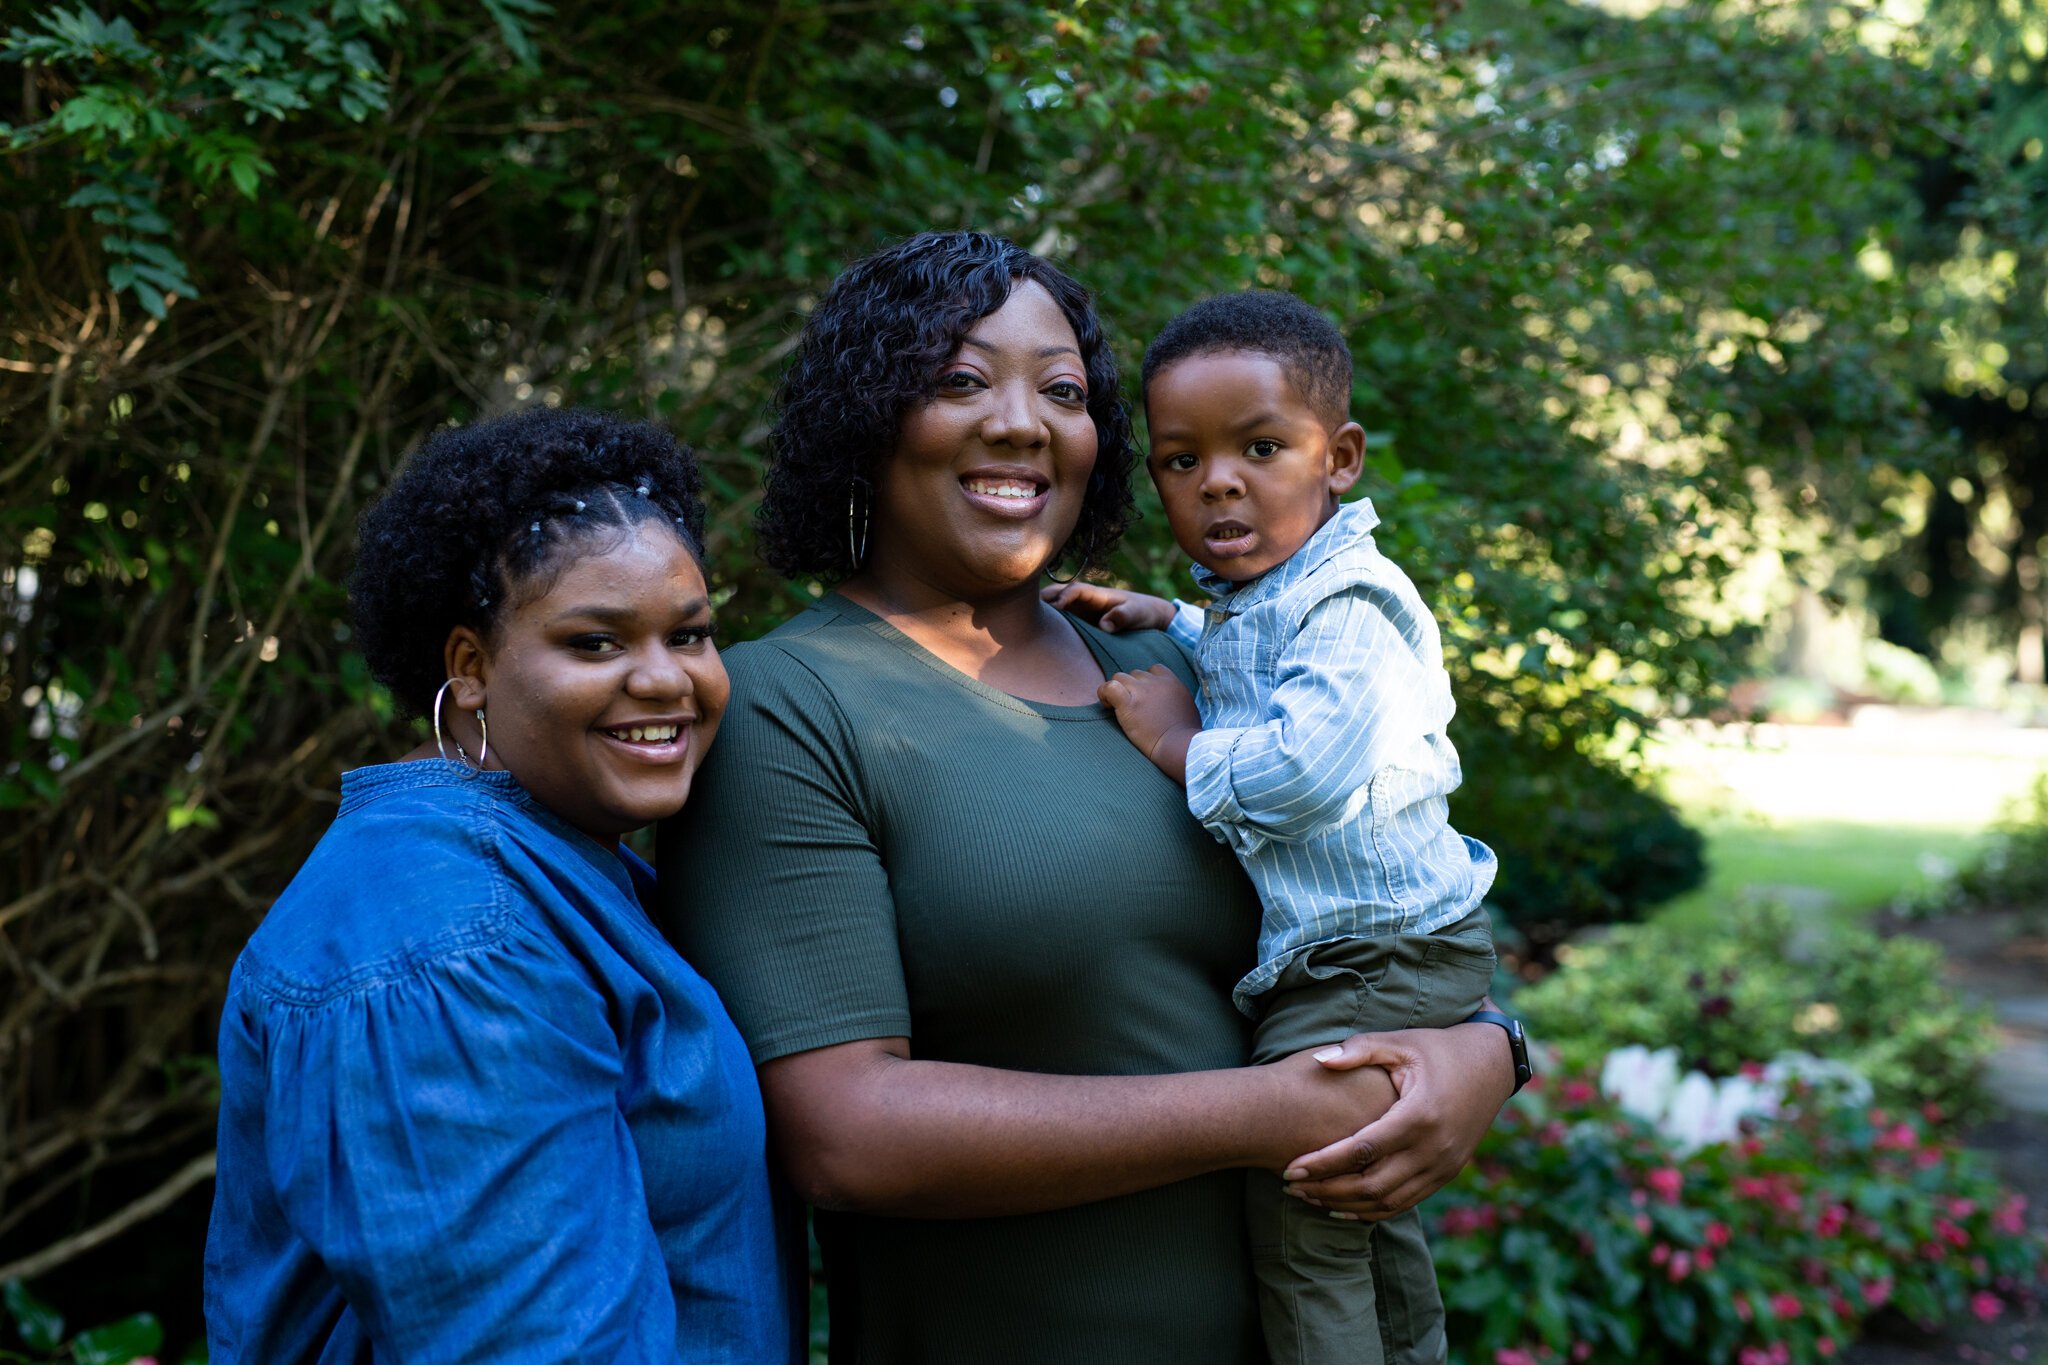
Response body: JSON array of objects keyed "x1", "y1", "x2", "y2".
[
  {"x1": 1430, "y1": 1071, "x2": 2045, "y2": 1365},
  {"x1": 1514, "y1": 907, "x2": 1999, "y2": 1124},
  {"x1": 1949, "y1": 774, "x2": 2048, "y2": 932},
  {"x1": 1, "y1": 1280, "x2": 171, "y2": 1364},
  {"x1": 1450, "y1": 718, "x2": 1707, "y2": 955}
]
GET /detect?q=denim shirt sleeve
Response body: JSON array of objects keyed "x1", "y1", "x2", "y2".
[
  {"x1": 1167, "y1": 599, "x2": 1206, "y2": 650},
  {"x1": 240, "y1": 916, "x2": 680, "y2": 1360},
  {"x1": 1185, "y1": 582, "x2": 1438, "y2": 854}
]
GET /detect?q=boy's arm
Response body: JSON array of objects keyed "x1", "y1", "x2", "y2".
[
  {"x1": 1187, "y1": 583, "x2": 1443, "y2": 855},
  {"x1": 1097, "y1": 665, "x2": 1201, "y2": 783},
  {"x1": 1041, "y1": 582, "x2": 1180, "y2": 634}
]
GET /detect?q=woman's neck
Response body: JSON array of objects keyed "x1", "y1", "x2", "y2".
[{"x1": 840, "y1": 569, "x2": 1105, "y2": 706}]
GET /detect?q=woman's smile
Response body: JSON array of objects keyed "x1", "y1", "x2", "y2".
[{"x1": 958, "y1": 464, "x2": 1053, "y2": 518}]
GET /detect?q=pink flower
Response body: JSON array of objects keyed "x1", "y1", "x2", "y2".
[
  {"x1": 1949, "y1": 1198, "x2": 1977, "y2": 1219},
  {"x1": 1695, "y1": 1246, "x2": 1716, "y2": 1273},
  {"x1": 1496, "y1": 1350, "x2": 1539, "y2": 1365},
  {"x1": 1971, "y1": 1292, "x2": 2004, "y2": 1322},
  {"x1": 1739, "y1": 1349, "x2": 1770, "y2": 1365},
  {"x1": 1647, "y1": 1167, "x2": 1684, "y2": 1202},
  {"x1": 1862, "y1": 1277, "x2": 1893, "y2": 1309},
  {"x1": 1651, "y1": 1242, "x2": 1671, "y2": 1267},
  {"x1": 1571, "y1": 1344, "x2": 1592, "y2": 1363},
  {"x1": 1770, "y1": 1292, "x2": 1803, "y2": 1319},
  {"x1": 1935, "y1": 1217, "x2": 1970, "y2": 1248},
  {"x1": 1992, "y1": 1197, "x2": 2027, "y2": 1234},
  {"x1": 1561, "y1": 1079, "x2": 1597, "y2": 1105},
  {"x1": 1633, "y1": 1213, "x2": 1652, "y2": 1234},
  {"x1": 1667, "y1": 1251, "x2": 1694, "y2": 1282},
  {"x1": 1705, "y1": 1220, "x2": 1731, "y2": 1247},
  {"x1": 1817, "y1": 1339, "x2": 1837, "y2": 1358},
  {"x1": 1734, "y1": 1296, "x2": 1754, "y2": 1323}
]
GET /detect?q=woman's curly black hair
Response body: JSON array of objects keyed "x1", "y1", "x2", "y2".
[
  {"x1": 756, "y1": 230, "x2": 1138, "y2": 580},
  {"x1": 350, "y1": 407, "x2": 706, "y2": 720}
]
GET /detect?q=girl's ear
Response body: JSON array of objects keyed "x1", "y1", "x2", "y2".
[
  {"x1": 1327, "y1": 421, "x2": 1366, "y2": 496},
  {"x1": 443, "y1": 625, "x2": 490, "y2": 711}
]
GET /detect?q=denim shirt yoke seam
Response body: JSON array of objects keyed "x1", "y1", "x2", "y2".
[{"x1": 239, "y1": 796, "x2": 517, "y2": 1009}]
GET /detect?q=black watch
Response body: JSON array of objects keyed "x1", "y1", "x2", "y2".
[{"x1": 1463, "y1": 1008, "x2": 1533, "y2": 1094}]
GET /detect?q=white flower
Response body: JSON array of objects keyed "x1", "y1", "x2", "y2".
[
  {"x1": 1594, "y1": 1046, "x2": 1864, "y2": 1155},
  {"x1": 1601, "y1": 1045, "x2": 1681, "y2": 1124}
]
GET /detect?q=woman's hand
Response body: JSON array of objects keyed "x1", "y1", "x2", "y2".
[
  {"x1": 1279, "y1": 1018, "x2": 1516, "y2": 1221},
  {"x1": 1041, "y1": 582, "x2": 1178, "y2": 633}
]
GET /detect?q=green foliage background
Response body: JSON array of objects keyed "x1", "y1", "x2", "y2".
[{"x1": 0, "y1": 0, "x2": 2034, "y2": 1324}]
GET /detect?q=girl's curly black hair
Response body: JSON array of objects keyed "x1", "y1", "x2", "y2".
[
  {"x1": 757, "y1": 230, "x2": 1137, "y2": 580},
  {"x1": 349, "y1": 407, "x2": 706, "y2": 720}
]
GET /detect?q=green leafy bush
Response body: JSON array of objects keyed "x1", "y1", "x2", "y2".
[
  {"x1": 1948, "y1": 774, "x2": 2048, "y2": 931},
  {"x1": 1515, "y1": 907, "x2": 1999, "y2": 1124},
  {"x1": 1451, "y1": 720, "x2": 1706, "y2": 954},
  {"x1": 1, "y1": 1280, "x2": 177, "y2": 1365},
  {"x1": 1431, "y1": 1073, "x2": 2044, "y2": 1365}
]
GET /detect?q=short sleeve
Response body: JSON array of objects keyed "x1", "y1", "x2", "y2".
[
  {"x1": 247, "y1": 925, "x2": 678, "y2": 1360},
  {"x1": 658, "y1": 644, "x2": 910, "y2": 1064}
]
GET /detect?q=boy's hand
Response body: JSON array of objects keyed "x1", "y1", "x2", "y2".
[
  {"x1": 1098, "y1": 665, "x2": 1201, "y2": 784},
  {"x1": 1041, "y1": 582, "x2": 1178, "y2": 634}
]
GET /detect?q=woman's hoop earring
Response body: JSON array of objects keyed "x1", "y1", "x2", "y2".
[
  {"x1": 1043, "y1": 558, "x2": 1078, "y2": 586},
  {"x1": 847, "y1": 478, "x2": 871, "y2": 570}
]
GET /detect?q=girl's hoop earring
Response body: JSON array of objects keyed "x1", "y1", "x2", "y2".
[
  {"x1": 431, "y1": 678, "x2": 487, "y2": 774},
  {"x1": 847, "y1": 479, "x2": 871, "y2": 570},
  {"x1": 432, "y1": 678, "x2": 459, "y2": 763},
  {"x1": 474, "y1": 708, "x2": 489, "y2": 771}
]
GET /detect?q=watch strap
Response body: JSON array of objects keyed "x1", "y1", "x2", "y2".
[{"x1": 1462, "y1": 1008, "x2": 1534, "y2": 1094}]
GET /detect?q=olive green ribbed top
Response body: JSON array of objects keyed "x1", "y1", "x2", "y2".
[{"x1": 661, "y1": 594, "x2": 1266, "y2": 1365}]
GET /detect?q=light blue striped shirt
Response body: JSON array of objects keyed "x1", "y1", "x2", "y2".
[{"x1": 1171, "y1": 499, "x2": 1497, "y2": 1014}]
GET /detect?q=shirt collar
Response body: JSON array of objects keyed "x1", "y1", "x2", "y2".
[{"x1": 1189, "y1": 497, "x2": 1381, "y2": 612}]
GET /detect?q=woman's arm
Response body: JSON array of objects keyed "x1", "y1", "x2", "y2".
[
  {"x1": 1282, "y1": 1009, "x2": 1519, "y2": 1220},
  {"x1": 760, "y1": 1034, "x2": 1399, "y2": 1218}
]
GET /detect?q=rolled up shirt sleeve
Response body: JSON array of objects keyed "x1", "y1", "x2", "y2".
[
  {"x1": 1185, "y1": 584, "x2": 1436, "y2": 855},
  {"x1": 255, "y1": 925, "x2": 679, "y2": 1362},
  {"x1": 1167, "y1": 599, "x2": 1207, "y2": 650}
]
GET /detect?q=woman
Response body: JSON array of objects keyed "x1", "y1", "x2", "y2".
[
  {"x1": 204, "y1": 409, "x2": 791, "y2": 1362},
  {"x1": 660, "y1": 232, "x2": 1515, "y2": 1363}
]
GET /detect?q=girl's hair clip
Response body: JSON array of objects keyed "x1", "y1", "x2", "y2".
[
  {"x1": 530, "y1": 520, "x2": 541, "y2": 533},
  {"x1": 635, "y1": 483, "x2": 651, "y2": 497},
  {"x1": 573, "y1": 499, "x2": 586, "y2": 513},
  {"x1": 476, "y1": 597, "x2": 492, "y2": 609}
]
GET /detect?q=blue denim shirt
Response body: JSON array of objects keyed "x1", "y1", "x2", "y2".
[
  {"x1": 204, "y1": 760, "x2": 791, "y2": 1364},
  {"x1": 1170, "y1": 500, "x2": 1498, "y2": 1013}
]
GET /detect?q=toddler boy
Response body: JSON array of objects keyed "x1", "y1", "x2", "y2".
[{"x1": 1047, "y1": 291, "x2": 1503, "y2": 1365}]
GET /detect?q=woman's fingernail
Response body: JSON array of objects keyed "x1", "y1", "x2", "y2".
[
  {"x1": 1312, "y1": 1047, "x2": 1342, "y2": 1063},
  {"x1": 1283, "y1": 1166, "x2": 1308, "y2": 1181},
  {"x1": 1329, "y1": 1211, "x2": 1360, "y2": 1222},
  {"x1": 1281, "y1": 1186, "x2": 1306, "y2": 1200}
]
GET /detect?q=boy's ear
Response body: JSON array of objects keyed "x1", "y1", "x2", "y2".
[
  {"x1": 443, "y1": 625, "x2": 491, "y2": 712},
  {"x1": 1326, "y1": 421, "x2": 1366, "y2": 496}
]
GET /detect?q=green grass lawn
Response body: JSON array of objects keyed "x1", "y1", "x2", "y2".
[
  {"x1": 1653, "y1": 817, "x2": 1986, "y2": 930},
  {"x1": 1645, "y1": 721, "x2": 2046, "y2": 929}
]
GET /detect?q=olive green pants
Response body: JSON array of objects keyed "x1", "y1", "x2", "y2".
[{"x1": 1246, "y1": 911, "x2": 1496, "y2": 1365}]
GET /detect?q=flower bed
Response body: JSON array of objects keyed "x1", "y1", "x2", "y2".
[
  {"x1": 1429, "y1": 1069, "x2": 2043, "y2": 1365},
  {"x1": 1514, "y1": 907, "x2": 1999, "y2": 1125}
]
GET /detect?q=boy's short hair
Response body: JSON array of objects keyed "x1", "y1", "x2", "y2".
[{"x1": 1141, "y1": 291, "x2": 1353, "y2": 428}]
